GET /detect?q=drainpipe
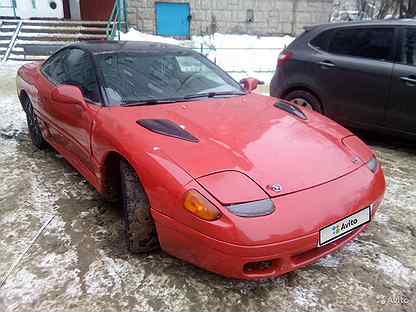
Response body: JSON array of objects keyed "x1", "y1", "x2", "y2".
[
  {"x1": 291, "y1": 0, "x2": 299, "y2": 36},
  {"x1": 12, "y1": 0, "x2": 17, "y2": 18}
]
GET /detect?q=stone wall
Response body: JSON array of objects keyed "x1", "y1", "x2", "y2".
[{"x1": 127, "y1": 0, "x2": 334, "y2": 36}]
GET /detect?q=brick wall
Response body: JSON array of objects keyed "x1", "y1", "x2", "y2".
[{"x1": 127, "y1": 0, "x2": 334, "y2": 36}]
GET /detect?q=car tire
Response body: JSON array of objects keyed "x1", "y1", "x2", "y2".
[
  {"x1": 119, "y1": 160, "x2": 159, "y2": 253},
  {"x1": 284, "y1": 90, "x2": 322, "y2": 113},
  {"x1": 24, "y1": 97, "x2": 48, "y2": 150}
]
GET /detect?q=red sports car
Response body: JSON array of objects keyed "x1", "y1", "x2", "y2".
[{"x1": 16, "y1": 41, "x2": 386, "y2": 280}]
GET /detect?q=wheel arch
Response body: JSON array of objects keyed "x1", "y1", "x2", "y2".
[
  {"x1": 281, "y1": 85, "x2": 324, "y2": 113},
  {"x1": 101, "y1": 151, "x2": 133, "y2": 200},
  {"x1": 18, "y1": 89, "x2": 30, "y2": 113}
]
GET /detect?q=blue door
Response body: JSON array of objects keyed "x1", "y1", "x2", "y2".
[{"x1": 156, "y1": 2, "x2": 190, "y2": 38}]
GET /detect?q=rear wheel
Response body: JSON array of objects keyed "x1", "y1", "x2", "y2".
[
  {"x1": 119, "y1": 160, "x2": 159, "y2": 253},
  {"x1": 24, "y1": 97, "x2": 48, "y2": 150},
  {"x1": 284, "y1": 90, "x2": 322, "y2": 113}
]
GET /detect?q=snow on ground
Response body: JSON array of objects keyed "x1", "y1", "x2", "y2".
[
  {"x1": 120, "y1": 28, "x2": 181, "y2": 45},
  {"x1": 120, "y1": 28, "x2": 295, "y2": 83}
]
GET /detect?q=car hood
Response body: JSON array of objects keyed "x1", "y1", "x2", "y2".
[{"x1": 110, "y1": 94, "x2": 365, "y2": 198}]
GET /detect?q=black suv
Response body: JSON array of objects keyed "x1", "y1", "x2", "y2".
[{"x1": 270, "y1": 20, "x2": 416, "y2": 138}]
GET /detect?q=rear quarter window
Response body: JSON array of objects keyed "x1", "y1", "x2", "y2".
[
  {"x1": 310, "y1": 29, "x2": 334, "y2": 51},
  {"x1": 328, "y1": 27, "x2": 394, "y2": 62},
  {"x1": 398, "y1": 28, "x2": 416, "y2": 66}
]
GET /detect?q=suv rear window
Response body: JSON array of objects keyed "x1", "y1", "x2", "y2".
[
  {"x1": 328, "y1": 27, "x2": 394, "y2": 62},
  {"x1": 399, "y1": 28, "x2": 416, "y2": 66},
  {"x1": 310, "y1": 29, "x2": 333, "y2": 51}
]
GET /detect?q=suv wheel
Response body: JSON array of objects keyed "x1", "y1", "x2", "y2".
[
  {"x1": 284, "y1": 90, "x2": 322, "y2": 113},
  {"x1": 119, "y1": 160, "x2": 159, "y2": 253}
]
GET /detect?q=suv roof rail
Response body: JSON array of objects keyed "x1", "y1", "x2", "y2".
[{"x1": 304, "y1": 25, "x2": 321, "y2": 32}]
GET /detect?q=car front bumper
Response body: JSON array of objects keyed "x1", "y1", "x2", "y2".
[
  {"x1": 152, "y1": 166, "x2": 385, "y2": 280},
  {"x1": 153, "y1": 201, "x2": 381, "y2": 280}
]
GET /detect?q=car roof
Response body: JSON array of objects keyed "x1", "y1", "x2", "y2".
[
  {"x1": 69, "y1": 40, "x2": 191, "y2": 55},
  {"x1": 308, "y1": 18, "x2": 416, "y2": 31}
]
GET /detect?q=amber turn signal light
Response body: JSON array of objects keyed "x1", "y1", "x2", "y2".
[{"x1": 184, "y1": 190, "x2": 221, "y2": 221}]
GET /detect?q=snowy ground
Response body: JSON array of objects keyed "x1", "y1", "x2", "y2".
[
  {"x1": 0, "y1": 62, "x2": 415, "y2": 312},
  {"x1": 121, "y1": 29, "x2": 294, "y2": 83}
]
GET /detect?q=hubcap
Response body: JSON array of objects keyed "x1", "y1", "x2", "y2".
[{"x1": 291, "y1": 98, "x2": 313, "y2": 110}]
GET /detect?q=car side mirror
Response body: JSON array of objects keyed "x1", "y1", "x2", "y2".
[
  {"x1": 51, "y1": 85, "x2": 86, "y2": 108},
  {"x1": 240, "y1": 78, "x2": 264, "y2": 92}
]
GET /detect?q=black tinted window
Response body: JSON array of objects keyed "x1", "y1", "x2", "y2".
[
  {"x1": 42, "y1": 50, "x2": 69, "y2": 84},
  {"x1": 63, "y1": 49, "x2": 99, "y2": 102},
  {"x1": 310, "y1": 30, "x2": 333, "y2": 51},
  {"x1": 328, "y1": 27, "x2": 394, "y2": 61},
  {"x1": 399, "y1": 28, "x2": 416, "y2": 66}
]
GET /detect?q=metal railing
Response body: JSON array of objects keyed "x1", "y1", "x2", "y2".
[
  {"x1": 189, "y1": 44, "x2": 285, "y2": 74},
  {"x1": 2, "y1": 20, "x2": 22, "y2": 62},
  {"x1": 106, "y1": 0, "x2": 128, "y2": 40}
]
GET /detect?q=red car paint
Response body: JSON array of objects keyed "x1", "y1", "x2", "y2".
[{"x1": 17, "y1": 61, "x2": 386, "y2": 280}]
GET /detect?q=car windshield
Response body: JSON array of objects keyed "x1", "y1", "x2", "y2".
[{"x1": 95, "y1": 52, "x2": 245, "y2": 106}]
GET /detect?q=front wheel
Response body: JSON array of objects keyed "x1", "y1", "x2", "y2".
[
  {"x1": 119, "y1": 160, "x2": 159, "y2": 253},
  {"x1": 24, "y1": 97, "x2": 48, "y2": 150},
  {"x1": 284, "y1": 90, "x2": 322, "y2": 113}
]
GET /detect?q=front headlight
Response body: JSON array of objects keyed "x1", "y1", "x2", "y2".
[
  {"x1": 226, "y1": 199, "x2": 276, "y2": 217},
  {"x1": 367, "y1": 156, "x2": 379, "y2": 174}
]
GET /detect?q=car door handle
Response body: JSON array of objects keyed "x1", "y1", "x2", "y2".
[
  {"x1": 319, "y1": 60, "x2": 336, "y2": 68},
  {"x1": 400, "y1": 76, "x2": 416, "y2": 85}
]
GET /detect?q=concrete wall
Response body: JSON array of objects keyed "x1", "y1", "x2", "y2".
[
  {"x1": 0, "y1": 0, "x2": 64, "y2": 19},
  {"x1": 127, "y1": 0, "x2": 334, "y2": 36}
]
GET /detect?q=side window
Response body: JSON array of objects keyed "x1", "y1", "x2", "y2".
[
  {"x1": 399, "y1": 28, "x2": 416, "y2": 66},
  {"x1": 63, "y1": 49, "x2": 100, "y2": 102},
  {"x1": 310, "y1": 29, "x2": 333, "y2": 51},
  {"x1": 328, "y1": 27, "x2": 394, "y2": 62},
  {"x1": 42, "y1": 50, "x2": 69, "y2": 84}
]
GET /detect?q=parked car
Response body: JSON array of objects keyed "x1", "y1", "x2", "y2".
[
  {"x1": 17, "y1": 41, "x2": 385, "y2": 280},
  {"x1": 270, "y1": 20, "x2": 416, "y2": 138}
]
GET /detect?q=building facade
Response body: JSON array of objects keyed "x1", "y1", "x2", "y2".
[
  {"x1": 127, "y1": 0, "x2": 334, "y2": 37},
  {"x1": 0, "y1": 0, "x2": 114, "y2": 21}
]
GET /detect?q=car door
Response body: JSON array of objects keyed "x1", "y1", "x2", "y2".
[
  {"x1": 311, "y1": 26, "x2": 395, "y2": 127},
  {"x1": 37, "y1": 48, "x2": 71, "y2": 146},
  {"x1": 39, "y1": 48, "x2": 100, "y2": 173},
  {"x1": 386, "y1": 27, "x2": 416, "y2": 135}
]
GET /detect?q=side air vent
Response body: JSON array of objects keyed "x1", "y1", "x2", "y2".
[
  {"x1": 137, "y1": 119, "x2": 199, "y2": 143},
  {"x1": 274, "y1": 101, "x2": 307, "y2": 120}
]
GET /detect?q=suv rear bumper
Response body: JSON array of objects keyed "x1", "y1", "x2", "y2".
[{"x1": 270, "y1": 71, "x2": 286, "y2": 98}]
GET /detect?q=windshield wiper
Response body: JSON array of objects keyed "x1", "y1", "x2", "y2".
[
  {"x1": 120, "y1": 97, "x2": 187, "y2": 107},
  {"x1": 184, "y1": 91, "x2": 246, "y2": 100},
  {"x1": 120, "y1": 91, "x2": 246, "y2": 107}
]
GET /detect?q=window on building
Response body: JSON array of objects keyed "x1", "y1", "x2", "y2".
[
  {"x1": 328, "y1": 27, "x2": 394, "y2": 62},
  {"x1": 246, "y1": 9, "x2": 254, "y2": 23}
]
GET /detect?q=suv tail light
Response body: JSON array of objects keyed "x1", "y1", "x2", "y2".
[{"x1": 277, "y1": 51, "x2": 293, "y2": 68}]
